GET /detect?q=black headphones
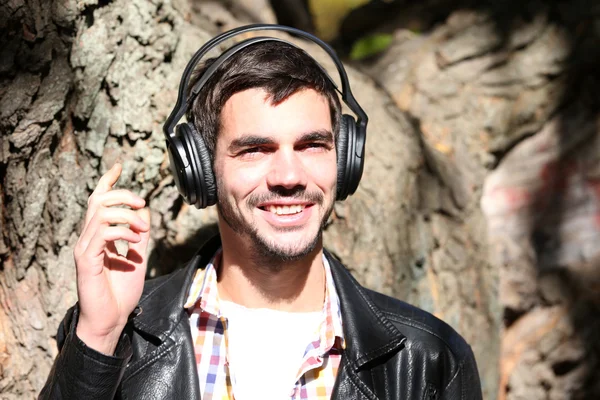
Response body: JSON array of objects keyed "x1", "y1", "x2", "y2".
[{"x1": 163, "y1": 24, "x2": 368, "y2": 209}]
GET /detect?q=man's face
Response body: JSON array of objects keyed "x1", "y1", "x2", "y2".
[{"x1": 214, "y1": 88, "x2": 337, "y2": 264}]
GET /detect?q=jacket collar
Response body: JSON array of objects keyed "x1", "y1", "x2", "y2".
[
  {"x1": 132, "y1": 236, "x2": 406, "y2": 370},
  {"x1": 324, "y1": 250, "x2": 406, "y2": 370},
  {"x1": 131, "y1": 235, "x2": 222, "y2": 340}
]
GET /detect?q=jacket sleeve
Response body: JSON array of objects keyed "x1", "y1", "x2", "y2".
[
  {"x1": 38, "y1": 304, "x2": 133, "y2": 400},
  {"x1": 441, "y1": 345, "x2": 483, "y2": 400}
]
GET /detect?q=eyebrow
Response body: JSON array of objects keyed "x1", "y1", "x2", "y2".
[
  {"x1": 298, "y1": 129, "x2": 334, "y2": 144},
  {"x1": 228, "y1": 136, "x2": 275, "y2": 153},
  {"x1": 228, "y1": 129, "x2": 334, "y2": 153}
]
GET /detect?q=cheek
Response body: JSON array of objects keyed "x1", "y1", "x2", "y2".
[
  {"x1": 307, "y1": 156, "x2": 337, "y2": 190},
  {"x1": 220, "y1": 163, "x2": 267, "y2": 199}
]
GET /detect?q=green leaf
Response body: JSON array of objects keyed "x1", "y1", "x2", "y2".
[{"x1": 349, "y1": 33, "x2": 394, "y2": 60}]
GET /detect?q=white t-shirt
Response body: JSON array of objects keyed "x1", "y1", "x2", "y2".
[{"x1": 219, "y1": 300, "x2": 323, "y2": 400}]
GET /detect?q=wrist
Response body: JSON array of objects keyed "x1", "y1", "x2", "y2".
[{"x1": 76, "y1": 321, "x2": 125, "y2": 355}]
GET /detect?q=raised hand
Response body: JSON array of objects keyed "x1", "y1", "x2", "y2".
[{"x1": 74, "y1": 163, "x2": 150, "y2": 355}]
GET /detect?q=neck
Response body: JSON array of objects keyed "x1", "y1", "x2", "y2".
[{"x1": 216, "y1": 226, "x2": 325, "y2": 313}]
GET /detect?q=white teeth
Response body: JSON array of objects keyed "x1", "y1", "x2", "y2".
[{"x1": 267, "y1": 205, "x2": 305, "y2": 215}]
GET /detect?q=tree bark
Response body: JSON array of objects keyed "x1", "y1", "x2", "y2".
[
  {"x1": 365, "y1": 2, "x2": 600, "y2": 398},
  {"x1": 0, "y1": 0, "x2": 208, "y2": 396}
]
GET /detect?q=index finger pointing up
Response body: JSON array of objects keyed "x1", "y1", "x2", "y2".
[
  {"x1": 94, "y1": 163, "x2": 122, "y2": 196},
  {"x1": 82, "y1": 163, "x2": 124, "y2": 231}
]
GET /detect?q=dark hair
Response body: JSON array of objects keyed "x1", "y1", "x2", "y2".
[{"x1": 186, "y1": 40, "x2": 342, "y2": 161}]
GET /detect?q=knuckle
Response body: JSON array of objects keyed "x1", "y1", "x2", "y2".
[
  {"x1": 120, "y1": 189, "x2": 137, "y2": 200},
  {"x1": 96, "y1": 223, "x2": 107, "y2": 234},
  {"x1": 73, "y1": 244, "x2": 85, "y2": 260},
  {"x1": 87, "y1": 193, "x2": 100, "y2": 210},
  {"x1": 122, "y1": 190, "x2": 138, "y2": 204},
  {"x1": 85, "y1": 210, "x2": 97, "y2": 226},
  {"x1": 97, "y1": 207, "x2": 110, "y2": 220}
]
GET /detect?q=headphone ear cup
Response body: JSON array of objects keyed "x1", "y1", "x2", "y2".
[
  {"x1": 167, "y1": 130, "x2": 195, "y2": 206},
  {"x1": 177, "y1": 123, "x2": 217, "y2": 208},
  {"x1": 336, "y1": 114, "x2": 353, "y2": 201},
  {"x1": 190, "y1": 128, "x2": 217, "y2": 207}
]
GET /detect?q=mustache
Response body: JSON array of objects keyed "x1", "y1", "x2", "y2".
[{"x1": 247, "y1": 189, "x2": 324, "y2": 208}]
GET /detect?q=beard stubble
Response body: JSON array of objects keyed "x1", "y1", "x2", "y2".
[{"x1": 216, "y1": 182, "x2": 335, "y2": 270}]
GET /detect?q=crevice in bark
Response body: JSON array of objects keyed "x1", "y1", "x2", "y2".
[
  {"x1": 552, "y1": 360, "x2": 580, "y2": 376},
  {"x1": 71, "y1": 115, "x2": 88, "y2": 133},
  {"x1": 82, "y1": 0, "x2": 113, "y2": 28},
  {"x1": 170, "y1": 196, "x2": 184, "y2": 221},
  {"x1": 101, "y1": 80, "x2": 118, "y2": 107},
  {"x1": 503, "y1": 306, "x2": 525, "y2": 328},
  {"x1": 163, "y1": 48, "x2": 174, "y2": 64}
]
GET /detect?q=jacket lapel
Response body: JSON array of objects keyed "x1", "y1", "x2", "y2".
[
  {"x1": 131, "y1": 236, "x2": 221, "y2": 340},
  {"x1": 124, "y1": 237, "x2": 222, "y2": 400},
  {"x1": 326, "y1": 251, "x2": 406, "y2": 398}
]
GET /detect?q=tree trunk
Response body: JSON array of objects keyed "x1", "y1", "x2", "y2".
[
  {"x1": 0, "y1": 0, "x2": 212, "y2": 396},
  {"x1": 365, "y1": 1, "x2": 600, "y2": 398}
]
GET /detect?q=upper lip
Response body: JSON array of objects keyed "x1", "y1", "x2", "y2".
[{"x1": 257, "y1": 200, "x2": 314, "y2": 208}]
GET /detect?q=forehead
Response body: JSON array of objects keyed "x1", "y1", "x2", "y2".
[{"x1": 219, "y1": 88, "x2": 332, "y2": 142}]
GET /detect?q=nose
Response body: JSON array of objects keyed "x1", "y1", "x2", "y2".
[{"x1": 266, "y1": 148, "x2": 308, "y2": 192}]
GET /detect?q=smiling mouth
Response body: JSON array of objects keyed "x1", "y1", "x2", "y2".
[{"x1": 259, "y1": 204, "x2": 307, "y2": 215}]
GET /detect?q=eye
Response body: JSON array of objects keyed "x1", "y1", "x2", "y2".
[
  {"x1": 298, "y1": 142, "x2": 331, "y2": 152},
  {"x1": 240, "y1": 147, "x2": 260, "y2": 154},
  {"x1": 237, "y1": 146, "x2": 269, "y2": 159}
]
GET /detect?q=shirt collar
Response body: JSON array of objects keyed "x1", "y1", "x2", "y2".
[
  {"x1": 183, "y1": 249, "x2": 345, "y2": 349},
  {"x1": 321, "y1": 255, "x2": 346, "y2": 350},
  {"x1": 184, "y1": 248, "x2": 223, "y2": 315}
]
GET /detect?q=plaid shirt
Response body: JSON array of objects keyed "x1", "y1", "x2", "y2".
[{"x1": 184, "y1": 249, "x2": 345, "y2": 400}]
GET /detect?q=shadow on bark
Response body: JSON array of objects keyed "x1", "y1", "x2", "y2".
[{"x1": 147, "y1": 222, "x2": 220, "y2": 278}]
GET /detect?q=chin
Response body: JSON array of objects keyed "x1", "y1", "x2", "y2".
[{"x1": 252, "y1": 228, "x2": 322, "y2": 263}]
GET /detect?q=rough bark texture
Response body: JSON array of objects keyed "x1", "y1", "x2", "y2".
[
  {"x1": 3, "y1": 0, "x2": 596, "y2": 399},
  {"x1": 362, "y1": 1, "x2": 600, "y2": 399},
  {"x1": 0, "y1": 0, "x2": 204, "y2": 397}
]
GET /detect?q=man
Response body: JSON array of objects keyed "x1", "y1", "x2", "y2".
[{"x1": 40, "y1": 25, "x2": 482, "y2": 399}]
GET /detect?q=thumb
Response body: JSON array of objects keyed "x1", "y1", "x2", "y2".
[{"x1": 128, "y1": 207, "x2": 151, "y2": 265}]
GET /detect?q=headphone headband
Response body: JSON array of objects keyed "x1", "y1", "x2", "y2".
[
  {"x1": 163, "y1": 24, "x2": 367, "y2": 140},
  {"x1": 164, "y1": 24, "x2": 368, "y2": 207}
]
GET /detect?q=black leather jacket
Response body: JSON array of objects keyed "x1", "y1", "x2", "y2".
[{"x1": 40, "y1": 237, "x2": 482, "y2": 399}]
